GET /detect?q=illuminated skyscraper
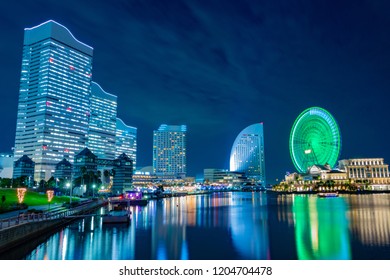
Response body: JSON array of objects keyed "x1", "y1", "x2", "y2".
[
  {"x1": 115, "y1": 118, "x2": 137, "y2": 169},
  {"x1": 88, "y1": 82, "x2": 117, "y2": 160},
  {"x1": 13, "y1": 20, "x2": 93, "y2": 181},
  {"x1": 153, "y1": 124, "x2": 187, "y2": 178},
  {"x1": 230, "y1": 123, "x2": 266, "y2": 185}
]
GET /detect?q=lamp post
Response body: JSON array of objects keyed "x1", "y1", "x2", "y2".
[
  {"x1": 93, "y1": 184, "x2": 96, "y2": 198},
  {"x1": 66, "y1": 182, "x2": 72, "y2": 206}
]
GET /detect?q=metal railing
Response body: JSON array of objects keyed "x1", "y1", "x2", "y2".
[{"x1": 0, "y1": 200, "x2": 104, "y2": 230}]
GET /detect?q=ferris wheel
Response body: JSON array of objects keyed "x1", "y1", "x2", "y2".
[{"x1": 289, "y1": 107, "x2": 342, "y2": 173}]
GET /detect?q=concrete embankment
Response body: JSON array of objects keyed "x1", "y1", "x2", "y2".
[{"x1": 0, "y1": 200, "x2": 106, "y2": 255}]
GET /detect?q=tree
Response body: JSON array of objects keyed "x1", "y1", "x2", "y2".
[
  {"x1": 38, "y1": 179, "x2": 47, "y2": 190},
  {"x1": 103, "y1": 169, "x2": 110, "y2": 184},
  {"x1": 0, "y1": 178, "x2": 12, "y2": 188},
  {"x1": 47, "y1": 176, "x2": 56, "y2": 188}
]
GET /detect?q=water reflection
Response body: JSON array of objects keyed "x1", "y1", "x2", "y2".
[
  {"x1": 25, "y1": 193, "x2": 269, "y2": 260},
  {"x1": 21, "y1": 192, "x2": 390, "y2": 260},
  {"x1": 346, "y1": 194, "x2": 390, "y2": 246},
  {"x1": 292, "y1": 195, "x2": 351, "y2": 260},
  {"x1": 229, "y1": 192, "x2": 269, "y2": 259}
]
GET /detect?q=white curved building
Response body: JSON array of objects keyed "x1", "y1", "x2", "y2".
[{"x1": 230, "y1": 123, "x2": 266, "y2": 185}]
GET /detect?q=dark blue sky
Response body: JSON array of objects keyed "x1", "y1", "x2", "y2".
[{"x1": 1, "y1": 0, "x2": 389, "y2": 183}]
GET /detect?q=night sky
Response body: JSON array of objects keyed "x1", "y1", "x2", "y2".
[{"x1": 1, "y1": 0, "x2": 389, "y2": 184}]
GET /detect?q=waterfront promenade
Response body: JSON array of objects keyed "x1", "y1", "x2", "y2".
[{"x1": 0, "y1": 199, "x2": 106, "y2": 255}]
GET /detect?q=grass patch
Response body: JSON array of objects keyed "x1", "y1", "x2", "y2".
[{"x1": 0, "y1": 188, "x2": 79, "y2": 211}]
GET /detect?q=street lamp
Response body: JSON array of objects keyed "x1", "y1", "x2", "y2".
[
  {"x1": 66, "y1": 182, "x2": 72, "y2": 206},
  {"x1": 93, "y1": 184, "x2": 96, "y2": 198}
]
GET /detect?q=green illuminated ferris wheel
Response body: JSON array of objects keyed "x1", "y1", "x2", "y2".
[{"x1": 289, "y1": 107, "x2": 342, "y2": 173}]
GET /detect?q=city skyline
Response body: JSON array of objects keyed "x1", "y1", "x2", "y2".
[{"x1": 1, "y1": 1, "x2": 390, "y2": 183}]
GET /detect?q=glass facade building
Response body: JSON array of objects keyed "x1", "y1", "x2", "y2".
[
  {"x1": 88, "y1": 82, "x2": 117, "y2": 160},
  {"x1": 230, "y1": 123, "x2": 266, "y2": 185},
  {"x1": 13, "y1": 20, "x2": 93, "y2": 181},
  {"x1": 153, "y1": 124, "x2": 187, "y2": 178},
  {"x1": 115, "y1": 118, "x2": 137, "y2": 170}
]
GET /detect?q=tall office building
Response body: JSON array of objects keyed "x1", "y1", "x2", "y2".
[
  {"x1": 13, "y1": 20, "x2": 93, "y2": 181},
  {"x1": 230, "y1": 123, "x2": 266, "y2": 185},
  {"x1": 88, "y1": 82, "x2": 117, "y2": 160},
  {"x1": 0, "y1": 153, "x2": 14, "y2": 178},
  {"x1": 116, "y1": 118, "x2": 137, "y2": 169},
  {"x1": 153, "y1": 124, "x2": 187, "y2": 178}
]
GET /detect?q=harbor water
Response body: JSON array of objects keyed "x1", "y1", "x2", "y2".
[{"x1": 12, "y1": 192, "x2": 390, "y2": 260}]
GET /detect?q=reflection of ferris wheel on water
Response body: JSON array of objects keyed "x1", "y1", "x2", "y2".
[{"x1": 289, "y1": 107, "x2": 342, "y2": 173}]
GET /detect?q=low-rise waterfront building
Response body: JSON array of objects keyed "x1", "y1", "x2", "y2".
[
  {"x1": 13, "y1": 155, "x2": 35, "y2": 179},
  {"x1": 54, "y1": 157, "x2": 72, "y2": 181},
  {"x1": 73, "y1": 148, "x2": 98, "y2": 180},
  {"x1": 132, "y1": 171, "x2": 157, "y2": 188},
  {"x1": 338, "y1": 158, "x2": 390, "y2": 190},
  {"x1": 112, "y1": 153, "x2": 133, "y2": 194},
  {"x1": 281, "y1": 157, "x2": 390, "y2": 191},
  {"x1": 204, "y1": 168, "x2": 247, "y2": 186}
]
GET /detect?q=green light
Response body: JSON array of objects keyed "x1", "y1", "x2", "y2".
[
  {"x1": 293, "y1": 195, "x2": 351, "y2": 260},
  {"x1": 289, "y1": 107, "x2": 341, "y2": 173}
]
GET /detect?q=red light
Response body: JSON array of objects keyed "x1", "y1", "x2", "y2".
[
  {"x1": 69, "y1": 65, "x2": 74, "y2": 70},
  {"x1": 46, "y1": 101, "x2": 51, "y2": 106},
  {"x1": 49, "y1": 57, "x2": 54, "y2": 63},
  {"x1": 66, "y1": 107, "x2": 72, "y2": 112},
  {"x1": 42, "y1": 145, "x2": 48, "y2": 150},
  {"x1": 64, "y1": 148, "x2": 69, "y2": 153}
]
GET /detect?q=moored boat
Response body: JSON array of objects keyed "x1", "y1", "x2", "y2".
[
  {"x1": 128, "y1": 199, "x2": 148, "y2": 206},
  {"x1": 102, "y1": 205, "x2": 131, "y2": 224},
  {"x1": 317, "y1": 192, "x2": 339, "y2": 198}
]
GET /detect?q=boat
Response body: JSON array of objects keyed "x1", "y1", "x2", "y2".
[
  {"x1": 241, "y1": 183, "x2": 266, "y2": 192},
  {"x1": 124, "y1": 190, "x2": 149, "y2": 206},
  {"x1": 128, "y1": 199, "x2": 148, "y2": 206},
  {"x1": 102, "y1": 206, "x2": 131, "y2": 224},
  {"x1": 317, "y1": 192, "x2": 339, "y2": 198}
]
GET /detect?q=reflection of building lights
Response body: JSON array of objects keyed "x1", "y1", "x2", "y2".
[
  {"x1": 17, "y1": 188, "x2": 27, "y2": 203},
  {"x1": 348, "y1": 195, "x2": 390, "y2": 246}
]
